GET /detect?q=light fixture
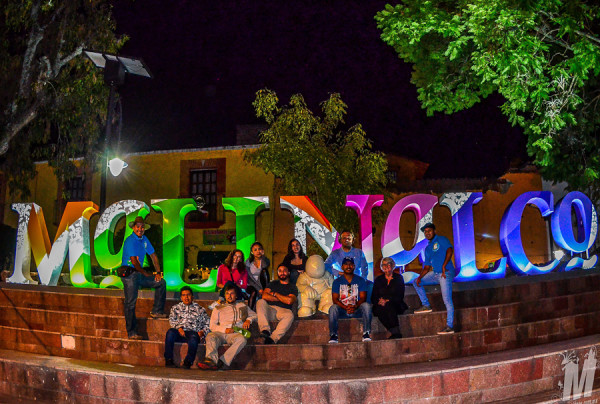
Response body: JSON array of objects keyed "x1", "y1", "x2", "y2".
[
  {"x1": 108, "y1": 158, "x2": 128, "y2": 177},
  {"x1": 83, "y1": 50, "x2": 152, "y2": 212}
]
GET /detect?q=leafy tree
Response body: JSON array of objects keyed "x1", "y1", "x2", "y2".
[
  {"x1": 0, "y1": 0, "x2": 126, "y2": 196},
  {"x1": 246, "y1": 89, "x2": 388, "y2": 233},
  {"x1": 376, "y1": 0, "x2": 600, "y2": 199}
]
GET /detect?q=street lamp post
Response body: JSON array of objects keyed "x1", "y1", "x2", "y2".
[{"x1": 83, "y1": 50, "x2": 152, "y2": 212}]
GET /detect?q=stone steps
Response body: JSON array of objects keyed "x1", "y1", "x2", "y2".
[
  {"x1": 0, "y1": 308, "x2": 597, "y2": 370},
  {"x1": 1, "y1": 288, "x2": 598, "y2": 342},
  {"x1": 0, "y1": 270, "x2": 598, "y2": 371}
]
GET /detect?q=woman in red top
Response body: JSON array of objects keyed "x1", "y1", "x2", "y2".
[{"x1": 217, "y1": 249, "x2": 248, "y2": 299}]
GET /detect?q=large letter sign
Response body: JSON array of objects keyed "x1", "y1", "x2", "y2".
[
  {"x1": 222, "y1": 196, "x2": 269, "y2": 257},
  {"x1": 346, "y1": 194, "x2": 384, "y2": 281},
  {"x1": 152, "y1": 198, "x2": 217, "y2": 292},
  {"x1": 10, "y1": 201, "x2": 97, "y2": 286},
  {"x1": 381, "y1": 194, "x2": 438, "y2": 283},
  {"x1": 6, "y1": 189, "x2": 599, "y2": 291},
  {"x1": 500, "y1": 191, "x2": 560, "y2": 275},
  {"x1": 551, "y1": 192, "x2": 598, "y2": 271},
  {"x1": 280, "y1": 195, "x2": 339, "y2": 255},
  {"x1": 440, "y1": 192, "x2": 505, "y2": 281}
]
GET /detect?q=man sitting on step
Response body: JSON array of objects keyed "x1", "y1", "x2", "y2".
[
  {"x1": 164, "y1": 286, "x2": 210, "y2": 369},
  {"x1": 198, "y1": 284, "x2": 257, "y2": 370},
  {"x1": 257, "y1": 264, "x2": 298, "y2": 344},
  {"x1": 328, "y1": 257, "x2": 373, "y2": 343}
]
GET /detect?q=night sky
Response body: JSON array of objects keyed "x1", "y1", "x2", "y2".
[{"x1": 111, "y1": 1, "x2": 528, "y2": 178}]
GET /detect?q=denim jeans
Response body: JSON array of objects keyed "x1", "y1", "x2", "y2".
[
  {"x1": 413, "y1": 271, "x2": 454, "y2": 328},
  {"x1": 122, "y1": 271, "x2": 166, "y2": 337},
  {"x1": 328, "y1": 302, "x2": 372, "y2": 336},
  {"x1": 164, "y1": 328, "x2": 200, "y2": 364}
]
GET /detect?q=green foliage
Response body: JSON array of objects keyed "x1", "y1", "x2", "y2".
[
  {"x1": 0, "y1": 0, "x2": 127, "y2": 196},
  {"x1": 246, "y1": 89, "x2": 388, "y2": 232},
  {"x1": 376, "y1": 0, "x2": 600, "y2": 199}
]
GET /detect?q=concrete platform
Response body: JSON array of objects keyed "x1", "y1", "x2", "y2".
[{"x1": 0, "y1": 335, "x2": 598, "y2": 403}]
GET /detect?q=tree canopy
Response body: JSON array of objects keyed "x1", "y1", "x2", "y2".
[
  {"x1": 376, "y1": 0, "x2": 600, "y2": 198},
  {"x1": 1, "y1": 0, "x2": 126, "y2": 196},
  {"x1": 246, "y1": 89, "x2": 388, "y2": 233}
]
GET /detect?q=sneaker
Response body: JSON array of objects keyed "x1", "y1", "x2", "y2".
[
  {"x1": 182, "y1": 360, "x2": 192, "y2": 369},
  {"x1": 263, "y1": 336, "x2": 274, "y2": 345},
  {"x1": 414, "y1": 305, "x2": 432, "y2": 314},
  {"x1": 128, "y1": 334, "x2": 143, "y2": 340},
  {"x1": 328, "y1": 334, "x2": 339, "y2": 344},
  {"x1": 388, "y1": 333, "x2": 403, "y2": 339},
  {"x1": 149, "y1": 312, "x2": 168, "y2": 319},
  {"x1": 437, "y1": 326, "x2": 455, "y2": 335},
  {"x1": 165, "y1": 358, "x2": 178, "y2": 368},
  {"x1": 217, "y1": 359, "x2": 230, "y2": 371},
  {"x1": 197, "y1": 359, "x2": 218, "y2": 371},
  {"x1": 260, "y1": 330, "x2": 271, "y2": 337},
  {"x1": 362, "y1": 332, "x2": 372, "y2": 342}
]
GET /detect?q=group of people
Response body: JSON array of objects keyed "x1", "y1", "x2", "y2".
[{"x1": 118, "y1": 216, "x2": 457, "y2": 370}]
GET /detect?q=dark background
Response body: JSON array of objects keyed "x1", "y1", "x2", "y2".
[{"x1": 111, "y1": 0, "x2": 528, "y2": 178}]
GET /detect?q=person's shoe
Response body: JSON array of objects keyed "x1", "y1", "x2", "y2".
[
  {"x1": 328, "y1": 334, "x2": 339, "y2": 344},
  {"x1": 388, "y1": 333, "x2": 403, "y2": 339},
  {"x1": 362, "y1": 332, "x2": 372, "y2": 342},
  {"x1": 263, "y1": 336, "x2": 274, "y2": 344},
  {"x1": 197, "y1": 359, "x2": 218, "y2": 370},
  {"x1": 216, "y1": 359, "x2": 230, "y2": 371},
  {"x1": 260, "y1": 330, "x2": 271, "y2": 337},
  {"x1": 149, "y1": 312, "x2": 168, "y2": 319},
  {"x1": 414, "y1": 305, "x2": 432, "y2": 314},
  {"x1": 128, "y1": 334, "x2": 143, "y2": 340},
  {"x1": 437, "y1": 326, "x2": 455, "y2": 335},
  {"x1": 165, "y1": 358, "x2": 178, "y2": 368},
  {"x1": 182, "y1": 360, "x2": 192, "y2": 369}
]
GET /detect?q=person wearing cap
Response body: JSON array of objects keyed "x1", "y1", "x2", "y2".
[
  {"x1": 119, "y1": 216, "x2": 167, "y2": 340},
  {"x1": 413, "y1": 223, "x2": 455, "y2": 335},
  {"x1": 324, "y1": 230, "x2": 369, "y2": 279},
  {"x1": 328, "y1": 257, "x2": 372, "y2": 343},
  {"x1": 371, "y1": 257, "x2": 408, "y2": 339}
]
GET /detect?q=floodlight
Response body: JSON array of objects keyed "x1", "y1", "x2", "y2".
[{"x1": 108, "y1": 158, "x2": 128, "y2": 177}]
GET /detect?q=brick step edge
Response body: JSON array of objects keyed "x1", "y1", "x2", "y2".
[
  {"x1": 0, "y1": 335, "x2": 598, "y2": 403},
  {"x1": 2, "y1": 270, "x2": 598, "y2": 315}
]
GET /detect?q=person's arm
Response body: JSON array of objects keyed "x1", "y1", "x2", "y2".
[
  {"x1": 196, "y1": 307, "x2": 210, "y2": 338},
  {"x1": 442, "y1": 247, "x2": 453, "y2": 278},
  {"x1": 332, "y1": 292, "x2": 347, "y2": 311},
  {"x1": 261, "y1": 287, "x2": 278, "y2": 302},
  {"x1": 217, "y1": 266, "x2": 225, "y2": 289},
  {"x1": 324, "y1": 251, "x2": 338, "y2": 276},
  {"x1": 130, "y1": 256, "x2": 151, "y2": 276},
  {"x1": 359, "y1": 251, "x2": 368, "y2": 278},
  {"x1": 149, "y1": 253, "x2": 162, "y2": 282},
  {"x1": 168, "y1": 305, "x2": 179, "y2": 329},
  {"x1": 244, "y1": 306, "x2": 257, "y2": 329}
]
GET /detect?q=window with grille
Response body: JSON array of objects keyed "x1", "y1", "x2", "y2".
[
  {"x1": 189, "y1": 169, "x2": 217, "y2": 222},
  {"x1": 65, "y1": 176, "x2": 85, "y2": 201}
]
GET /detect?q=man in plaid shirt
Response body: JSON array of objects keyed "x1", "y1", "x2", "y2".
[{"x1": 164, "y1": 286, "x2": 210, "y2": 368}]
